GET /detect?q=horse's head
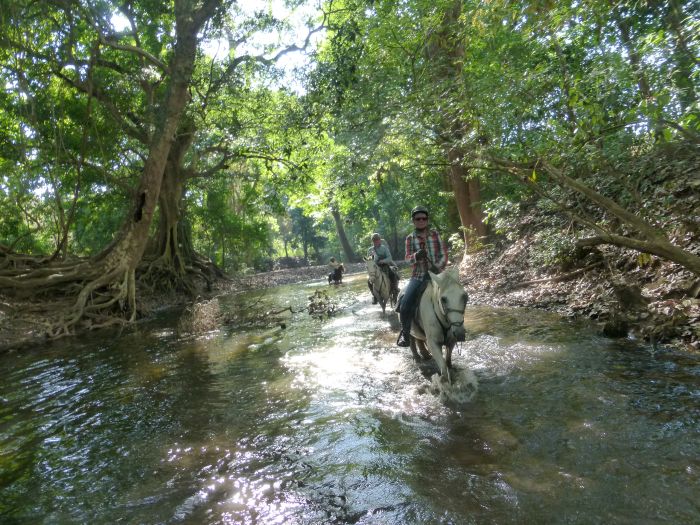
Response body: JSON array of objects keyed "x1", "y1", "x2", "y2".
[
  {"x1": 365, "y1": 257, "x2": 378, "y2": 277},
  {"x1": 429, "y1": 267, "x2": 468, "y2": 343}
]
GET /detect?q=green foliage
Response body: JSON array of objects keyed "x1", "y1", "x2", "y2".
[
  {"x1": 484, "y1": 197, "x2": 521, "y2": 241},
  {"x1": 1, "y1": 0, "x2": 698, "y2": 279},
  {"x1": 447, "y1": 231, "x2": 465, "y2": 255},
  {"x1": 189, "y1": 176, "x2": 274, "y2": 273},
  {"x1": 528, "y1": 227, "x2": 578, "y2": 269}
]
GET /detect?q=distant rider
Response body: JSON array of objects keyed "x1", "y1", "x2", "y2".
[
  {"x1": 396, "y1": 206, "x2": 447, "y2": 347},
  {"x1": 367, "y1": 233, "x2": 399, "y2": 303},
  {"x1": 328, "y1": 256, "x2": 344, "y2": 284}
]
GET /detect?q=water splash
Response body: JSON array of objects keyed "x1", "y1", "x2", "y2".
[{"x1": 427, "y1": 368, "x2": 479, "y2": 404}]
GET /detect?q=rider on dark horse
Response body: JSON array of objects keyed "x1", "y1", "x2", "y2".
[
  {"x1": 328, "y1": 257, "x2": 344, "y2": 284},
  {"x1": 396, "y1": 206, "x2": 448, "y2": 347},
  {"x1": 366, "y1": 233, "x2": 400, "y2": 304}
]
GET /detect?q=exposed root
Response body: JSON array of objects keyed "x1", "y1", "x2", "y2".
[{"x1": 0, "y1": 252, "x2": 140, "y2": 341}]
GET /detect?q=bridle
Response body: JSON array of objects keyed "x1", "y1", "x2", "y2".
[{"x1": 432, "y1": 280, "x2": 465, "y2": 335}]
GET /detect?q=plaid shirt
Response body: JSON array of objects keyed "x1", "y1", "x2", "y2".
[{"x1": 405, "y1": 228, "x2": 448, "y2": 278}]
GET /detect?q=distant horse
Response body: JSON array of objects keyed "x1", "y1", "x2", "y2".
[
  {"x1": 328, "y1": 264, "x2": 344, "y2": 285},
  {"x1": 366, "y1": 257, "x2": 396, "y2": 313},
  {"x1": 408, "y1": 268, "x2": 468, "y2": 383}
]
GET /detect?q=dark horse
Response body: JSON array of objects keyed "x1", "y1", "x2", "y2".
[{"x1": 328, "y1": 264, "x2": 345, "y2": 285}]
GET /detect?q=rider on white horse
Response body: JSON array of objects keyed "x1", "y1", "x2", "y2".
[
  {"x1": 367, "y1": 233, "x2": 399, "y2": 304},
  {"x1": 396, "y1": 206, "x2": 448, "y2": 347}
]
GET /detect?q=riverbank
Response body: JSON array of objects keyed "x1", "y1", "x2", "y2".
[
  {"x1": 2, "y1": 254, "x2": 697, "y2": 352},
  {"x1": 458, "y1": 243, "x2": 700, "y2": 351},
  {"x1": 222, "y1": 253, "x2": 699, "y2": 350}
]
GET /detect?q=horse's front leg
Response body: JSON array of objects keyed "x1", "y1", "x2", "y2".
[
  {"x1": 408, "y1": 337, "x2": 421, "y2": 361},
  {"x1": 445, "y1": 343, "x2": 454, "y2": 369},
  {"x1": 425, "y1": 337, "x2": 450, "y2": 384}
]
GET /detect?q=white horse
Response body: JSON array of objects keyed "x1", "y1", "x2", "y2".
[
  {"x1": 409, "y1": 267, "x2": 468, "y2": 383},
  {"x1": 366, "y1": 257, "x2": 395, "y2": 313}
]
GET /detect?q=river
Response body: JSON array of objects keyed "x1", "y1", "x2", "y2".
[{"x1": 1, "y1": 271, "x2": 699, "y2": 524}]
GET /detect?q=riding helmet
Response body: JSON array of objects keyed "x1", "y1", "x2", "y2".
[
  {"x1": 371, "y1": 233, "x2": 381, "y2": 241},
  {"x1": 411, "y1": 205, "x2": 429, "y2": 218}
]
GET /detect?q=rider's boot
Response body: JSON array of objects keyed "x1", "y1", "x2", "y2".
[
  {"x1": 396, "y1": 330, "x2": 410, "y2": 347},
  {"x1": 367, "y1": 280, "x2": 377, "y2": 303}
]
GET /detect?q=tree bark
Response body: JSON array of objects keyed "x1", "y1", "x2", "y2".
[
  {"x1": 152, "y1": 122, "x2": 195, "y2": 273},
  {"x1": 426, "y1": 0, "x2": 486, "y2": 248},
  {"x1": 447, "y1": 142, "x2": 486, "y2": 246},
  {"x1": 331, "y1": 207, "x2": 359, "y2": 262}
]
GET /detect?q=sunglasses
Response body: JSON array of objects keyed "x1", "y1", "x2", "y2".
[{"x1": 413, "y1": 216, "x2": 428, "y2": 221}]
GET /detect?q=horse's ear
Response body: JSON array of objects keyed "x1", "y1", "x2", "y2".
[
  {"x1": 428, "y1": 271, "x2": 439, "y2": 284},
  {"x1": 444, "y1": 267, "x2": 458, "y2": 281}
]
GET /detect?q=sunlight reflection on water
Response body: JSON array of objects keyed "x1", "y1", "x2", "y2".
[{"x1": 2, "y1": 275, "x2": 699, "y2": 524}]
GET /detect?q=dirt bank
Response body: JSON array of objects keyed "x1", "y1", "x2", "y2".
[
  {"x1": 3, "y1": 256, "x2": 697, "y2": 352},
  {"x1": 458, "y1": 243, "x2": 700, "y2": 351}
]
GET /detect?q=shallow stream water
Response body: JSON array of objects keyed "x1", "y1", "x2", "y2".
[{"x1": 1, "y1": 272, "x2": 699, "y2": 524}]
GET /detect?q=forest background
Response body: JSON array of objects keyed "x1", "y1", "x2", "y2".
[{"x1": 0, "y1": 0, "x2": 698, "y2": 348}]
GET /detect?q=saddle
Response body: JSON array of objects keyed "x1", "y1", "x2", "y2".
[{"x1": 395, "y1": 277, "x2": 429, "y2": 313}]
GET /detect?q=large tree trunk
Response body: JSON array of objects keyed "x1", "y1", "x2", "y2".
[
  {"x1": 426, "y1": 0, "x2": 486, "y2": 250},
  {"x1": 0, "y1": 1, "x2": 223, "y2": 336},
  {"x1": 447, "y1": 144, "x2": 486, "y2": 249},
  {"x1": 331, "y1": 207, "x2": 360, "y2": 262},
  {"x1": 156, "y1": 168, "x2": 187, "y2": 270},
  {"x1": 143, "y1": 122, "x2": 196, "y2": 292},
  {"x1": 148, "y1": 123, "x2": 226, "y2": 291},
  {"x1": 93, "y1": 5, "x2": 210, "y2": 295}
]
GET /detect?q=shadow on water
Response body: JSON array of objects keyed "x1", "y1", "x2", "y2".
[{"x1": 1, "y1": 272, "x2": 699, "y2": 524}]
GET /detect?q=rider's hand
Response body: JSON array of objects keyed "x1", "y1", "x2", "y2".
[{"x1": 414, "y1": 248, "x2": 427, "y2": 261}]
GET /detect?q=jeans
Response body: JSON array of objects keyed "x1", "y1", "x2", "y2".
[{"x1": 399, "y1": 275, "x2": 428, "y2": 334}]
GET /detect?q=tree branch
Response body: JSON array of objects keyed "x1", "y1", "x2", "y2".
[{"x1": 97, "y1": 35, "x2": 168, "y2": 72}]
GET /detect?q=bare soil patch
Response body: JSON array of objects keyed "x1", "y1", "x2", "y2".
[{"x1": 459, "y1": 242, "x2": 700, "y2": 351}]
